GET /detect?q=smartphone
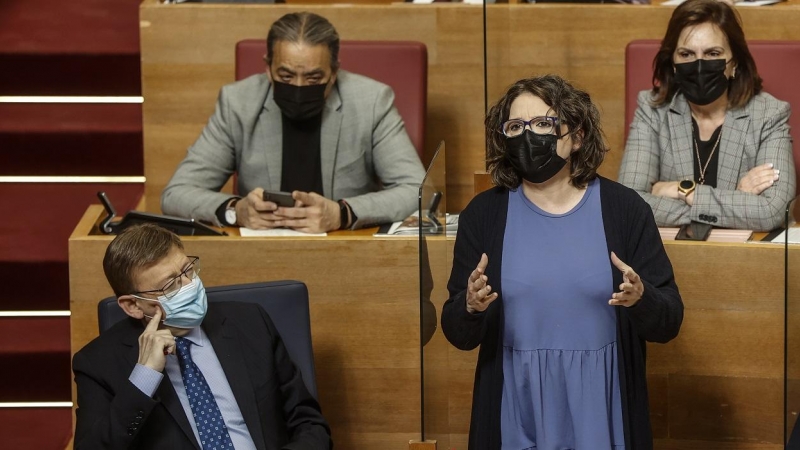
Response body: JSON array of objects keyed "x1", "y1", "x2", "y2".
[
  {"x1": 675, "y1": 221, "x2": 713, "y2": 241},
  {"x1": 262, "y1": 190, "x2": 295, "y2": 207}
]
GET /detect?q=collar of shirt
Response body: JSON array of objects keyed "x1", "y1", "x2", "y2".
[{"x1": 177, "y1": 326, "x2": 206, "y2": 348}]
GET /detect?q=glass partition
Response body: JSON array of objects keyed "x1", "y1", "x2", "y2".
[
  {"x1": 786, "y1": 197, "x2": 800, "y2": 448},
  {"x1": 418, "y1": 141, "x2": 452, "y2": 446}
]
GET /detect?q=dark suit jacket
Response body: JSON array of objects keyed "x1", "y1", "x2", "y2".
[{"x1": 72, "y1": 302, "x2": 331, "y2": 450}]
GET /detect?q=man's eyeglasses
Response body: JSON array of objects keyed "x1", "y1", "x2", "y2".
[
  {"x1": 501, "y1": 116, "x2": 561, "y2": 138},
  {"x1": 131, "y1": 256, "x2": 201, "y2": 301}
]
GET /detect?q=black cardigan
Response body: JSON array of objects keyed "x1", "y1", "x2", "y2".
[{"x1": 441, "y1": 177, "x2": 683, "y2": 450}]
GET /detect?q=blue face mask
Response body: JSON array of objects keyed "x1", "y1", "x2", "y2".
[{"x1": 141, "y1": 277, "x2": 208, "y2": 329}]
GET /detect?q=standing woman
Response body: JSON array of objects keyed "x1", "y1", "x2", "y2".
[
  {"x1": 442, "y1": 75, "x2": 683, "y2": 450},
  {"x1": 619, "y1": 0, "x2": 795, "y2": 231}
]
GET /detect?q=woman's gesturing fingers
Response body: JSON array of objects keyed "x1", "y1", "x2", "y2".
[{"x1": 467, "y1": 254, "x2": 499, "y2": 313}]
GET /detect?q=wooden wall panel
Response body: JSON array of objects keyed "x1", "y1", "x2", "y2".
[
  {"x1": 648, "y1": 374, "x2": 669, "y2": 439},
  {"x1": 669, "y1": 375, "x2": 783, "y2": 443}
]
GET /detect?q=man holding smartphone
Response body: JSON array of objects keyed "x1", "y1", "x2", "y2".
[{"x1": 161, "y1": 12, "x2": 425, "y2": 233}]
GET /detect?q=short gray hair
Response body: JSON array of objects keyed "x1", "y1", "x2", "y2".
[{"x1": 266, "y1": 12, "x2": 340, "y2": 71}]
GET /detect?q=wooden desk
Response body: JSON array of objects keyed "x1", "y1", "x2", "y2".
[
  {"x1": 70, "y1": 203, "x2": 794, "y2": 449},
  {"x1": 69, "y1": 205, "x2": 453, "y2": 449}
]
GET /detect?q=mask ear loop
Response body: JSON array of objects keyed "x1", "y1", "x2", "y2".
[{"x1": 133, "y1": 295, "x2": 167, "y2": 323}]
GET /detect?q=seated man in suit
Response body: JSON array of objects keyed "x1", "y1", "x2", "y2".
[
  {"x1": 161, "y1": 12, "x2": 426, "y2": 233},
  {"x1": 72, "y1": 223, "x2": 331, "y2": 449}
]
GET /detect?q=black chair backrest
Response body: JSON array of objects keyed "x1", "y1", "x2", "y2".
[{"x1": 98, "y1": 280, "x2": 318, "y2": 398}]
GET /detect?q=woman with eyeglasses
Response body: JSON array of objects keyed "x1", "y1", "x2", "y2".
[
  {"x1": 618, "y1": 0, "x2": 795, "y2": 231},
  {"x1": 442, "y1": 74, "x2": 683, "y2": 450}
]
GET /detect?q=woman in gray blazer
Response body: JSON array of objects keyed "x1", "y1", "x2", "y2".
[{"x1": 619, "y1": 0, "x2": 795, "y2": 231}]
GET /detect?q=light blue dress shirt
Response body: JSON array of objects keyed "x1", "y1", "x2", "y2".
[{"x1": 129, "y1": 327, "x2": 258, "y2": 450}]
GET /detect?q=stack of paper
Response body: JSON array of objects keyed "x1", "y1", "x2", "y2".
[
  {"x1": 239, "y1": 228, "x2": 327, "y2": 237},
  {"x1": 375, "y1": 213, "x2": 459, "y2": 237}
]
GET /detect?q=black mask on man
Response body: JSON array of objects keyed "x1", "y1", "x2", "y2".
[
  {"x1": 505, "y1": 130, "x2": 567, "y2": 184},
  {"x1": 674, "y1": 59, "x2": 729, "y2": 106},
  {"x1": 272, "y1": 81, "x2": 328, "y2": 121}
]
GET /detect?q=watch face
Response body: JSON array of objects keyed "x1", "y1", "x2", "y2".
[
  {"x1": 679, "y1": 180, "x2": 695, "y2": 190},
  {"x1": 225, "y1": 208, "x2": 236, "y2": 226}
]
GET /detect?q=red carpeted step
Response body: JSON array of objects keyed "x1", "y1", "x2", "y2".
[
  {"x1": 0, "y1": 318, "x2": 70, "y2": 354},
  {"x1": 0, "y1": 54, "x2": 140, "y2": 96},
  {"x1": 0, "y1": 133, "x2": 143, "y2": 176},
  {"x1": 0, "y1": 408, "x2": 72, "y2": 450},
  {"x1": 0, "y1": 318, "x2": 71, "y2": 402},
  {"x1": 0, "y1": 353, "x2": 71, "y2": 402},
  {"x1": 0, "y1": 0, "x2": 140, "y2": 54},
  {"x1": 0, "y1": 103, "x2": 142, "y2": 134},
  {"x1": 0, "y1": 183, "x2": 143, "y2": 263},
  {"x1": 0, "y1": 262, "x2": 69, "y2": 310},
  {"x1": 0, "y1": 103, "x2": 143, "y2": 176}
]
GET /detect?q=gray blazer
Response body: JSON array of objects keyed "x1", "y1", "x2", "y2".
[
  {"x1": 161, "y1": 70, "x2": 426, "y2": 228},
  {"x1": 618, "y1": 90, "x2": 795, "y2": 231}
]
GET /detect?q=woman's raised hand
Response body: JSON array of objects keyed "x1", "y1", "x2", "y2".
[{"x1": 466, "y1": 253, "x2": 499, "y2": 313}]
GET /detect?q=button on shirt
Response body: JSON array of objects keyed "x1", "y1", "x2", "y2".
[{"x1": 129, "y1": 327, "x2": 257, "y2": 450}]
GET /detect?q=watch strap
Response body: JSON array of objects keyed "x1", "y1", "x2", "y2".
[
  {"x1": 215, "y1": 197, "x2": 239, "y2": 226},
  {"x1": 337, "y1": 200, "x2": 349, "y2": 230}
]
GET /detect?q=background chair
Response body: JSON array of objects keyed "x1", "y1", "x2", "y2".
[
  {"x1": 235, "y1": 39, "x2": 428, "y2": 157},
  {"x1": 625, "y1": 39, "x2": 800, "y2": 191},
  {"x1": 98, "y1": 280, "x2": 319, "y2": 399}
]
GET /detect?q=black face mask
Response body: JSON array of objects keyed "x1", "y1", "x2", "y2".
[
  {"x1": 272, "y1": 81, "x2": 328, "y2": 121},
  {"x1": 674, "y1": 59, "x2": 729, "y2": 106},
  {"x1": 505, "y1": 130, "x2": 568, "y2": 184}
]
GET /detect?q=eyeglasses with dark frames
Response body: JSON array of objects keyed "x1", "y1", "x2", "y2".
[
  {"x1": 131, "y1": 256, "x2": 201, "y2": 301},
  {"x1": 500, "y1": 116, "x2": 561, "y2": 138}
]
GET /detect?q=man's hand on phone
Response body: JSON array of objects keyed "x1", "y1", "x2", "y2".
[
  {"x1": 274, "y1": 191, "x2": 341, "y2": 233},
  {"x1": 236, "y1": 188, "x2": 283, "y2": 229}
]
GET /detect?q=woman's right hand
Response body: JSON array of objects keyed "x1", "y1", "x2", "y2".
[{"x1": 466, "y1": 253, "x2": 499, "y2": 314}]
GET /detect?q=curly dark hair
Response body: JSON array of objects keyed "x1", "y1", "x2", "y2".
[
  {"x1": 485, "y1": 74, "x2": 608, "y2": 190},
  {"x1": 651, "y1": 0, "x2": 761, "y2": 108}
]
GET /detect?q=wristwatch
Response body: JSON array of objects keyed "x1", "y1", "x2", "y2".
[
  {"x1": 224, "y1": 199, "x2": 239, "y2": 226},
  {"x1": 678, "y1": 180, "x2": 696, "y2": 202},
  {"x1": 337, "y1": 200, "x2": 350, "y2": 230}
]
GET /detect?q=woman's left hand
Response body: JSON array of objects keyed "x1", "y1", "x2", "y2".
[{"x1": 609, "y1": 252, "x2": 643, "y2": 307}]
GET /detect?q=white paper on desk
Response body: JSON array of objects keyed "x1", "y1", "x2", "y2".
[
  {"x1": 239, "y1": 228, "x2": 327, "y2": 237},
  {"x1": 734, "y1": 0, "x2": 784, "y2": 5},
  {"x1": 768, "y1": 228, "x2": 800, "y2": 244},
  {"x1": 373, "y1": 213, "x2": 459, "y2": 237},
  {"x1": 658, "y1": 227, "x2": 753, "y2": 243}
]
